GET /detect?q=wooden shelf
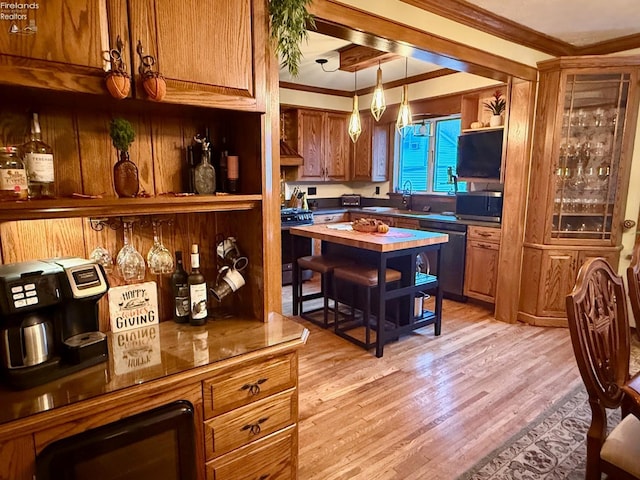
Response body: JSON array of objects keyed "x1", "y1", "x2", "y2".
[
  {"x1": 0, "y1": 194, "x2": 262, "y2": 221},
  {"x1": 461, "y1": 126, "x2": 504, "y2": 133}
]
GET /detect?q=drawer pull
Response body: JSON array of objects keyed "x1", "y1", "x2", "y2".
[
  {"x1": 477, "y1": 243, "x2": 494, "y2": 249},
  {"x1": 255, "y1": 475, "x2": 269, "y2": 480},
  {"x1": 241, "y1": 378, "x2": 267, "y2": 395},
  {"x1": 478, "y1": 232, "x2": 491, "y2": 237},
  {"x1": 242, "y1": 417, "x2": 269, "y2": 435}
]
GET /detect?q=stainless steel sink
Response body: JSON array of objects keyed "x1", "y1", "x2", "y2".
[{"x1": 360, "y1": 206, "x2": 401, "y2": 213}]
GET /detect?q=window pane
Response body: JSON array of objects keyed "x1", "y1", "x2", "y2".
[
  {"x1": 398, "y1": 127, "x2": 428, "y2": 192},
  {"x1": 433, "y1": 118, "x2": 467, "y2": 193}
]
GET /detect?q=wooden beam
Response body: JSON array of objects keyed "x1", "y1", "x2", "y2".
[
  {"x1": 575, "y1": 33, "x2": 640, "y2": 56},
  {"x1": 308, "y1": 1, "x2": 537, "y2": 82},
  {"x1": 338, "y1": 44, "x2": 400, "y2": 72},
  {"x1": 279, "y1": 81, "x2": 352, "y2": 97}
]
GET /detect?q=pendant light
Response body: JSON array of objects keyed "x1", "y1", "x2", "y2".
[
  {"x1": 348, "y1": 69, "x2": 362, "y2": 143},
  {"x1": 396, "y1": 58, "x2": 412, "y2": 135},
  {"x1": 370, "y1": 62, "x2": 386, "y2": 122}
]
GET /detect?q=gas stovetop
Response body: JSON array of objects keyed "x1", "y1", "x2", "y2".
[{"x1": 280, "y1": 208, "x2": 314, "y2": 227}]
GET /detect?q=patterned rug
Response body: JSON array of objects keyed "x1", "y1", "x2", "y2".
[{"x1": 457, "y1": 342, "x2": 640, "y2": 480}]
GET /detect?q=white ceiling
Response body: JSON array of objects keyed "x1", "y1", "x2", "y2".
[
  {"x1": 278, "y1": 1, "x2": 640, "y2": 92},
  {"x1": 278, "y1": 31, "x2": 443, "y2": 92},
  {"x1": 466, "y1": 0, "x2": 640, "y2": 46}
]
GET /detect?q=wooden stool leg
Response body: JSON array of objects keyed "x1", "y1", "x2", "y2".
[{"x1": 334, "y1": 277, "x2": 340, "y2": 333}]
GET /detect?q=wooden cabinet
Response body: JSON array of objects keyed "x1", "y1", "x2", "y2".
[
  {"x1": 0, "y1": 0, "x2": 265, "y2": 110},
  {"x1": 519, "y1": 56, "x2": 640, "y2": 326},
  {"x1": 295, "y1": 109, "x2": 350, "y2": 181},
  {"x1": 202, "y1": 353, "x2": 298, "y2": 477},
  {"x1": 464, "y1": 226, "x2": 501, "y2": 303},
  {"x1": 352, "y1": 117, "x2": 389, "y2": 182}
]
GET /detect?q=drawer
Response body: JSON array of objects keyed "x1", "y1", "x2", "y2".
[
  {"x1": 205, "y1": 425, "x2": 296, "y2": 480},
  {"x1": 203, "y1": 353, "x2": 296, "y2": 418},
  {"x1": 313, "y1": 212, "x2": 348, "y2": 224},
  {"x1": 204, "y1": 389, "x2": 296, "y2": 460},
  {"x1": 468, "y1": 225, "x2": 501, "y2": 243}
]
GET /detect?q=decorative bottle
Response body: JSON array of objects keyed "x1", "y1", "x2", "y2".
[
  {"x1": 22, "y1": 113, "x2": 55, "y2": 199},
  {"x1": 194, "y1": 137, "x2": 216, "y2": 195},
  {"x1": 0, "y1": 146, "x2": 28, "y2": 201},
  {"x1": 171, "y1": 251, "x2": 190, "y2": 323},
  {"x1": 113, "y1": 150, "x2": 139, "y2": 197},
  {"x1": 188, "y1": 244, "x2": 208, "y2": 326},
  {"x1": 218, "y1": 137, "x2": 228, "y2": 192}
]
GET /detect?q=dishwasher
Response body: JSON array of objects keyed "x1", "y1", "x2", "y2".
[{"x1": 418, "y1": 218, "x2": 468, "y2": 301}]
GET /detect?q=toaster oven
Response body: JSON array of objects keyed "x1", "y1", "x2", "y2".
[{"x1": 340, "y1": 194, "x2": 361, "y2": 207}]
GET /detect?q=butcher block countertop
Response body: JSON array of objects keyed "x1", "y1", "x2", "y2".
[
  {"x1": 0, "y1": 314, "x2": 308, "y2": 434},
  {"x1": 290, "y1": 223, "x2": 449, "y2": 252}
]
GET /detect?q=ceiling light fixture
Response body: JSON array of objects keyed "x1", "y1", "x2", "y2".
[
  {"x1": 315, "y1": 58, "x2": 338, "y2": 73},
  {"x1": 348, "y1": 69, "x2": 362, "y2": 143},
  {"x1": 396, "y1": 58, "x2": 412, "y2": 135},
  {"x1": 370, "y1": 62, "x2": 386, "y2": 122}
]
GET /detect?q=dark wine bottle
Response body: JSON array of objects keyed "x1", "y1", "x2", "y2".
[
  {"x1": 218, "y1": 136, "x2": 228, "y2": 192},
  {"x1": 171, "y1": 251, "x2": 189, "y2": 323},
  {"x1": 188, "y1": 244, "x2": 208, "y2": 326}
]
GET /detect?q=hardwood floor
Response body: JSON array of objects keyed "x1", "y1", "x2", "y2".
[{"x1": 283, "y1": 280, "x2": 580, "y2": 479}]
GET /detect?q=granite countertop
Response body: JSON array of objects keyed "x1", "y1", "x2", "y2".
[
  {"x1": 0, "y1": 314, "x2": 308, "y2": 427},
  {"x1": 312, "y1": 207, "x2": 501, "y2": 228}
]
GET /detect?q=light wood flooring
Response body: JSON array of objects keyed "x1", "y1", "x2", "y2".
[{"x1": 283, "y1": 279, "x2": 580, "y2": 480}]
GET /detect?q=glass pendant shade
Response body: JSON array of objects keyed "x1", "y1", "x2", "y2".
[
  {"x1": 396, "y1": 84, "x2": 412, "y2": 135},
  {"x1": 370, "y1": 66, "x2": 386, "y2": 122},
  {"x1": 348, "y1": 94, "x2": 362, "y2": 143}
]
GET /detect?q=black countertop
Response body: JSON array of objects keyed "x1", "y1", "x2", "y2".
[{"x1": 311, "y1": 207, "x2": 501, "y2": 228}]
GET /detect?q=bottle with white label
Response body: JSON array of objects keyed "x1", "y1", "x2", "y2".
[
  {"x1": 188, "y1": 244, "x2": 208, "y2": 326},
  {"x1": 22, "y1": 113, "x2": 55, "y2": 199},
  {"x1": 0, "y1": 146, "x2": 28, "y2": 201}
]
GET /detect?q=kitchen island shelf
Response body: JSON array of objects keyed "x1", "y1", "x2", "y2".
[{"x1": 0, "y1": 195, "x2": 262, "y2": 222}]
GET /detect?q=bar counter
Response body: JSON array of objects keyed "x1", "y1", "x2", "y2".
[{"x1": 0, "y1": 314, "x2": 308, "y2": 428}]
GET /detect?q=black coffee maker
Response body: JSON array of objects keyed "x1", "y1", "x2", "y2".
[{"x1": 0, "y1": 257, "x2": 109, "y2": 389}]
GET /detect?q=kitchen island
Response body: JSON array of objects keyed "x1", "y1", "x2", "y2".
[{"x1": 290, "y1": 223, "x2": 448, "y2": 357}]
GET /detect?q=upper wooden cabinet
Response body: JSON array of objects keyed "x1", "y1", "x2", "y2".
[
  {"x1": 352, "y1": 117, "x2": 389, "y2": 182},
  {"x1": 519, "y1": 55, "x2": 640, "y2": 327},
  {"x1": 0, "y1": 0, "x2": 266, "y2": 111},
  {"x1": 297, "y1": 109, "x2": 350, "y2": 181}
]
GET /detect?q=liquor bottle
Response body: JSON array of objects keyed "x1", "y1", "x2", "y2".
[
  {"x1": 188, "y1": 244, "x2": 208, "y2": 326},
  {"x1": 0, "y1": 146, "x2": 28, "y2": 201},
  {"x1": 171, "y1": 251, "x2": 190, "y2": 323},
  {"x1": 218, "y1": 137, "x2": 228, "y2": 192},
  {"x1": 22, "y1": 113, "x2": 55, "y2": 199},
  {"x1": 194, "y1": 137, "x2": 216, "y2": 194},
  {"x1": 227, "y1": 155, "x2": 239, "y2": 193}
]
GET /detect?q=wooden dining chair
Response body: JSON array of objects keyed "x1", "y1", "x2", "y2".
[
  {"x1": 626, "y1": 240, "x2": 640, "y2": 342},
  {"x1": 566, "y1": 257, "x2": 640, "y2": 480}
]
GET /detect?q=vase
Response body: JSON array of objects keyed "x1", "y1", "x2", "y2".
[
  {"x1": 489, "y1": 114, "x2": 503, "y2": 127},
  {"x1": 113, "y1": 151, "x2": 139, "y2": 198}
]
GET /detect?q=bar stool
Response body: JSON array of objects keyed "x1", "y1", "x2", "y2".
[
  {"x1": 332, "y1": 264, "x2": 401, "y2": 351},
  {"x1": 296, "y1": 255, "x2": 353, "y2": 328}
]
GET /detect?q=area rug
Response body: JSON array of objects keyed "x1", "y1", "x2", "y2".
[{"x1": 457, "y1": 343, "x2": 640, "y2": 480}]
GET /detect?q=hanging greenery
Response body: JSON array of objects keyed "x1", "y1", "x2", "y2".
[{"x1": 269, "y1": 0, "x2": 315, "y2": 77}]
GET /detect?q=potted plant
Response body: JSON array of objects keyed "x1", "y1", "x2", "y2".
[
  {"x1": 269, "y1": 0, "x2": 315, "y2": 77},
  {"x1": 109, "y1": 118, "x2": 139, "y2": 197},
  {"x1": 484, "y1": 90, "x2": 506, "y2": 127}
]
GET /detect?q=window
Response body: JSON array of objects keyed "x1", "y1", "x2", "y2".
[{"x1": 395, "y1": 116, "x2": 466, "y2": 194}]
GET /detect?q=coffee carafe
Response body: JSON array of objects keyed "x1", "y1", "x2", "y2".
[{"x1": 0, "y1": 258, "x2": 109, "y2": 389}]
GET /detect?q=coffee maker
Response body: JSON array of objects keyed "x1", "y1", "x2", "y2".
[{"x1": 0, "y1": 257, "x2": 109, "y2": 389}]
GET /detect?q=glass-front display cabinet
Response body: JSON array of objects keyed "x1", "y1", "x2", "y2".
[
  {"x1": 552, "y1": 72, "x2": 632, "y2": 241},
  {"x1": 519, "y1": 56, "x2": 640, "y2": 327}
]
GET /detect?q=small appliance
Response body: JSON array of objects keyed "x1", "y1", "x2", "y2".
[
  {"x1": 340, "y1": 194, "x2": 361, "y2": 207},
  {"x1": 455, "y1": 191, "x2": 503, "y2": 223},
  {"x1": 0, "y1": 257, "x2": 109, "y2": 389}
]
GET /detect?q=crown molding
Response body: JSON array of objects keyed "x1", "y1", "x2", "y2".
[
  {"x1": 400, "y1": 0, "x2": 640, "y2": 56},
  {"x1": 280, "y1": 68, "x2": 457, "y2": 96}
]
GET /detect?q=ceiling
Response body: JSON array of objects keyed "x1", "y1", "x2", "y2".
[{"x1": 279, "y1": 0, "x2": 640, "y2": 93}]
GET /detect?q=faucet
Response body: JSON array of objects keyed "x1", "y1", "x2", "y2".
[{"x1": 401, "y1": 180, "x2": 413, "y2": 209}]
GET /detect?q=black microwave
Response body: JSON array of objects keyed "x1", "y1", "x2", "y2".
[{"x1": 455, "y1": 191, "x2": 503, "y2": 223}]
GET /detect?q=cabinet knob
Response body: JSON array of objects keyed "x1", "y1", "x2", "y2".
[{"x1": 623, "y1": 219, "x2": 636, "y2": 231}]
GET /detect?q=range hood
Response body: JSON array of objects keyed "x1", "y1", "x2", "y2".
[{"x1": 279, "y1": 139, "x2": 303, "y2": 166}]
